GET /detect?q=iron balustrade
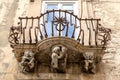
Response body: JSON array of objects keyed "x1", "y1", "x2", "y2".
[{"x1": 8, "y1": 10, "x2": 111, "y2": 48}]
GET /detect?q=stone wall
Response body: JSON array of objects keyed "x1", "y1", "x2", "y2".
[
  {"x1": 0, "y1": 0, "x2": 120, "y2": 80},
  {"x1": 92, "y1": 0, "x2": 120, "y2": 76},
  {"x1": 0, "y1": 0, "x2": 28, "y2": 79},
  {"x1": 0, "y1": 0, "x2": 18, "y2": 80}
]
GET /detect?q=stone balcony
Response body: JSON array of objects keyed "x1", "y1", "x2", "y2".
[{"x1": 8, "y1": 10, "x2": 111, "y2": 75}]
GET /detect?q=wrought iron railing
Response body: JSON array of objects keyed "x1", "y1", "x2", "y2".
[{"x1": 8, "y1": 10, "x2": 111, "y2": 48}]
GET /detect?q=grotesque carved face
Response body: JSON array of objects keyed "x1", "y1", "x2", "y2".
[
  {"x1": 24, "y1": 50, "x2": 34, "y2": 58},
  {"x1": 83, "y1": 52, "x2": 94, "y2": 60}
]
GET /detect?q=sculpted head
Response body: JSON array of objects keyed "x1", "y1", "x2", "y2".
[
  {"x1": 24, "y1": 50, "x2": 34, "y2": 58},
  {"x1": 62, "y1": 46, "x2": 67, "y2": 53},
  {"x1": 52, "y1": 46, "x2": 60, "y2": 54}
]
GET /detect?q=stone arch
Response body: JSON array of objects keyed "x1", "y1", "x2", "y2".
[
  {"x1": 36, "y1": 37, "x2": 85, "y2": 52},
  {"x1": 35, "y1": 37, "x2": 85, "y2": 63}
]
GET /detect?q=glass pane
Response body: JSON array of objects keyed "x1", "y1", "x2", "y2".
[
  {"x1": 63, "y1": 4, "x2": 73, "y2": 10},
  {"x1": 47, "y1": 4, "x2": 58, "y2": 10},
  {"x1": 46, "y1": 4, "x2": 58, "y2": 37},
  {"x1": 47, "y1": 4, "x2": 58, "y2": 21},
  {"x1": 45, "y1": 3, "x2": 75, "y2": 37},
  {"x1": 62, "y1": 4, "x2": 74, "y2": 37}
]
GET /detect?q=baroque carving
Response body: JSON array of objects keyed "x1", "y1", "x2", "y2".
[
  {"x1": 51, "y1": 45, "x2": 67, "y2": 73},
  {"x1": 19, "y1": 50, "x2": 35, "y2": 73},
  {"x1": 81, "y1": 52, "x2": 97, "y2": 73}
]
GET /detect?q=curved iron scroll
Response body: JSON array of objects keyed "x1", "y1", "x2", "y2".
[
  {"x1": 8, "y1": 10, "x2": 111, "y2": 48},
  {"x1": 98, "y1": 24, "x2": 111, "y2": 46},
  {"x1": 8, "y1": 26, "x2": 21, "y2": 48}
]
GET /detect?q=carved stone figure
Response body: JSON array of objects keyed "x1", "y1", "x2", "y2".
[
  {"x1": 51, "y1": 46, "x2": 67, "y2": 73},
  {"x1": 60, "y1": 46, "x2": 68, "y2": 59},
  {"x1": 58, "y1": 46, "x2": 67, "y2": 73},
  {"x1": 51, "y1": 46, "x2": 61, "y2": 72},
  {"x1": 19, "y1": 50, "x2": 35, "y2": 73},
  {"x1": 82, "y1": 52, "x2": 97, "y2": 73}
]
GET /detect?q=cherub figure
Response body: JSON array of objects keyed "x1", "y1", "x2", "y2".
[
  {"x1": 82, "y1": 52, "x2": 97, "y2": 73},
  {"x1": 19, "y1": 50, "x2": 35, "y2": 73},
  {"x1": 51, "y1": 47, "x2": 61, "y2": 72}
]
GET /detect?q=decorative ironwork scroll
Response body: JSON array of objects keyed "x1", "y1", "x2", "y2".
[
  {"x1": 52, "y1": 16, "x2": 69, "y2": 36},
  {"x1": 8, "y1": 26, "x2": 21, "y2": 48},
  {"x1": 98, "y1": 24, "x2": 111, "y2": 46}
]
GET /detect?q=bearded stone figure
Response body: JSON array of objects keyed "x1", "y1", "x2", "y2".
[
  {"x1": 19, "y1": 50, "x2": 35, "y2": 73},
  {"x1": 51, "y1": 46, "x2": 67, "y2": 73}
]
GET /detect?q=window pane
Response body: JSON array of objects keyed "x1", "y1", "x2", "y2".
[
  {"x1": 62, "y1": 4, "x2": 74, "y2": 37},
  {"x1": 63, "y1": 4, "x2": 73, "y2": 10},
  {"x1": 47, "y1": 4, "x2": 58, "y2": 10},
  {"x1": 46, "y1": 4, "x2": 58, "y2": 37},
  {"x1": 47, "y1": 4, "x2": 58, "y2": 22},
  {"x1": 45, "y1": 3, "x2": 75, "y2": 37}
]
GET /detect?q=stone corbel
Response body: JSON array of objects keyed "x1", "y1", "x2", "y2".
[
  {"x1": 19, "y1": 50, "x2": 36, "y2": 73},
  {"x1": 81, "y1": 52, "x2": 98, "y2": 74}
]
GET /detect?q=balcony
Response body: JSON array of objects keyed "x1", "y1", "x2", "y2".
[{"x1": 8, "y1": 10, "x2": 111, "y2": 74}]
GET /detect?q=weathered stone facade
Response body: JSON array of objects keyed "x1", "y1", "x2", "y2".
[
  {"x1": 93, "y1": 0, "x2": 120, "y2": 76},
  {"x1": 0, "y1": 0, "x2": 120, "y2": 80}
]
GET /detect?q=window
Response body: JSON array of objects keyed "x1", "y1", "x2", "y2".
[
  {"x1": 40, "y1": 0, "x2": 78, "y2": 37},
  {"x1": 41, "y1": 1, "x2": 78, "y2": 14}
]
